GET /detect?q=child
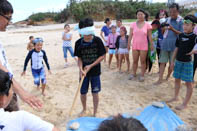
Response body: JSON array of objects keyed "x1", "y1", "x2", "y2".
[
  {"x1": 74, "y1": 18, "x2": 106, "y2": 117},
  {"x1": 107, "y1": 25, "x2": 119, "y2": 68},
  {"x1": 116, "y1": 26, "x2": 130, "y2": 73},
  {"x1": 62, "y1": 24, "x2": 77, "y2": 68},
  {"x1": 168, "y1": 15, "x2": 197, "y2": 110},
  {"x1": 27, "y1": 36, "x2": 34, "y2": 51},
  {"x1": 146, "y1": 20, "x2": 160, "y2": 73},
  {"x1": 21, "y1": 38, "x2": 51, "y2": 96},
  {"x1": 100, "y1": 18, "x2": 111, "y2": 62}
]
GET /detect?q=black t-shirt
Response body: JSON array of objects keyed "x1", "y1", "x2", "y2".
[
  {"x1": 74, "y1": 36, "x2": 106, "y2": 76},
  {"x1": 176, "y1": 33, "x2": 197, "y2": 62}
]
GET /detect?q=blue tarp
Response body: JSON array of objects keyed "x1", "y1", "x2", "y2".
[{"x1": 67, "y1": 103, "x2": 184, "y2": 131}]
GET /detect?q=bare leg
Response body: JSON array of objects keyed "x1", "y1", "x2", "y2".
[
  {"x1": 80, "y1": 94, "x2": 87, "y2": 116},
  {"x1": 167, "y1": 79, "x2": 181, "y2": 103},
  {"x1": 115, "y1": 54, "x2": 119, "y2": 68},
  {"x1": 125, "y1": 54, "x2": 130, "y2": 73},
  {"x1": 119, "y1": 54, "x2": 123, "y2": 72},
  {"x1": 132, "y1": 50, "x2": 140, "y2": 76},
  {"x1": 108, "y1": 54, "x2": 113, "y2": 68},
  {"x1": 122, "y1": 54, "x2": 125, "y2": 63},
  {"x1": 92, "y1": 93, "x2": 99, "y2": 117},
  {"x1": 65, "y1": 58, "x2": 67, "y2": 63},
  {"x1": 176, "y1": 82, "x2": 193, "y2": 110},
  {"x1": 41, "y1": 84, "x2": 46, "y2": 96},
  {"x1": 166, "y1": 65, "x2": 172, "y2": 81},
  {"x1": 155, "y1": 63, "x2": 166, "y2": 85},
  {"x1": 140, "y1": 51, "x2": 148, "y2": 77}
]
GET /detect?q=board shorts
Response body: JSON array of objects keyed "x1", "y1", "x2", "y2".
[
  {"x1": 173, "y1": 60, "x2": 193, "y2": 82},
  {"x1": 32, "y1": 67, "x2": 46, "y2": 86},
  {"x1": 159, "y1": 50, "x2": 173, "y2": 63},
  {"x1": 80, "y1": 75, "x2": 101, "y2": 95}
]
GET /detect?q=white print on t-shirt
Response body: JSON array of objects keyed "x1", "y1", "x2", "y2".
[{"x1": 0, "y1": 43, "x2": 13, "y2": 75}]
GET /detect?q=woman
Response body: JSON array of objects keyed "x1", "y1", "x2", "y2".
[
  {"x1": 128, "y1": 9, "x2": 153, "y2": 82},
  {"x1": 0, "y1": 0, "x2": 41, "y2": 111},
  {"x1": 100, "y1": 18, "x2": 111, "y2": 62}
]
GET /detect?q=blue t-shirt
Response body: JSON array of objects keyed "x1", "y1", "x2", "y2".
[
  {"x1": 101, "y1": 26, "x2": 111, "y2": 37},
  {"x1": 161, "y1": 18, "x2": 183, "y2": 51}
]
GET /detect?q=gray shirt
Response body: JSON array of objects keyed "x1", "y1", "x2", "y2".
[
  {"x1": 161, "y1": 17, "x2": 183, "y2": 51},
  {"x1": 119, "y1": 37, "x2": 128, "y2": 49}
]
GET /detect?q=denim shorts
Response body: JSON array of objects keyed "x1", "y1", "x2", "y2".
[
  {"x1": 63, "y1": 46, "x2": 75, "y2": 58},
  {"x1": 32, "y1": 67, "x2": 46, "y2": 86},
  {"x1": 80, "y1": 75, "x2": 101, "y2": 95},
  {"x1": 109, "y1": 49, "x2": 117, "y2": 55}
]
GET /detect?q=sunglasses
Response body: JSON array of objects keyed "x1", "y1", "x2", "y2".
[
  {"x1": 33, "y1": 38, "x2": 44, "y2": 44},
  {"x1": 184, "y1": 19, "x2": 193, "y2": 24},
  {"x1": 0, "y1": 13, "x2": 12, "y2": 21}
]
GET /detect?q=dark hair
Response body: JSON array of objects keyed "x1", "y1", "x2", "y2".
[
  {"x1": 136, "y1": 9, "x2": 146, "y2": 16},
  {"x1": 104, "y1": 18, "x2": 110, "y2": 24},
  {"x1": 169, "y1": 3, "x2": 180, "y2": 11},
  {"x1": 184, "y1": 15, "x2": 197, "y2": 24},
  {"x1": 155, "y1": 9, "x2": 169, "y2": 19},
  {"x1": 117, "y1": 19, "x2": 122, "y2": 23},
  {"x1": 29, "y1": 36, "x2": 34, "y2": 40},
  {"x1": 0, "y1": 0, "x2": 13, "y2": 15},
  {"x1": 0, "y1": 69, "x2": 12, "y2": 96},
  {"x1": 79, "y1": 18, "x2": 94, "y2": 29},
  {"x1": 145, "y1": 11, "x2": 150, "y2": 21},
  {"x1": 64, "y1": 24, "x2": 69, "y2": 29},
  {"x1": 98, "y1": 115, "x2": 147, "y2": 131},
  {"x1": 151, "y1": 19, "x2": 160, "y2": 27}
]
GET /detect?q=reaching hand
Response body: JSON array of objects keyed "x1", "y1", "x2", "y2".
[{"x1": 20, "y1": 91, "x2": 42, "y2": 109}]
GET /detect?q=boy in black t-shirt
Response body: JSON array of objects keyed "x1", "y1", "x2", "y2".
[
  {"x1": 168, "y1": 15, "x2": 197, "y2": 110},
  {"x1": 74, "y1": 18, "x2": 106, "y2": 117}
]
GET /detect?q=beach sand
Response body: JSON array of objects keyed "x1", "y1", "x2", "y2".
[{"x1": 2, "y1": 22, "x2": 197, "y2": 130}]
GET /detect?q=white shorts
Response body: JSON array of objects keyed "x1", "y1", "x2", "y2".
[
  {"x1": 118, "y1": 48, "x2": 129, "y2": 54},
  {"x1": 103, "y1": 36, "x2": 108, "y2": 46}
]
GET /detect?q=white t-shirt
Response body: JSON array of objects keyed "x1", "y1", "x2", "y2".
[
  {"x1": 0, "y1": 108, "x2": 54, "y2": 131},
  {"x1": 0, "y1": 43, "x2": 13, "y2": 75},
  {"x1": 62, "y1": 32, "x2": 72, "y2": 47}
]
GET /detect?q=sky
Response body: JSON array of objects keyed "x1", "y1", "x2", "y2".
[{"x1": 10, "y1": 0, "x2": 168, "y2": 22}]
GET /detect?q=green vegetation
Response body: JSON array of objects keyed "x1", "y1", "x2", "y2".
[{"x1": 27, "y1": 0, "x2": 191, "y2": 24}]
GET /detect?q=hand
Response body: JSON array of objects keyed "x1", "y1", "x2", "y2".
[
  {"x1": 20, "y1": 91, "x2": 42, "y2": 109},
  {"x1": 80, "y1": 69, "x2": 86, "y2": 77},
  {"x1": 168, "y1": 25, "x2": 174, "y2": 31},
  {"x1": 187, "y1": 50, "x2": 197, "y2": 55},
  {"x1": 84, "y1": 65, "x2": 92, "y2": 74},
  {"x1": 170, "y1": 62, "x2": 174, "y2": 71},
  {"x1": 128, "y1": 45, "x2": 130, "y2": 51},
  {"x1": 48, "y1": 70, "x2": 52, "y2": 75},
  {"x1": 21, "y1": 71, "x2": 26, "y2": 76}
]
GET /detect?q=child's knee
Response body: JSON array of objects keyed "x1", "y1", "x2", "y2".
[{"x1": 41, "y1": 78, "x2": 46, "y2": 84}]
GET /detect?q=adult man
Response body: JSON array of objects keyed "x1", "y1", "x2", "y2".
[
  {"x1": 0, "y1": 0, "x2": 42, "y2": 111},
  {"x1": 155, "y1": 3, "x2": 183, "y2": 85}
]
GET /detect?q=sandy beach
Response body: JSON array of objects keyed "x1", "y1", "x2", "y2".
[{"x1": 1, "y1": 22, "x2": 197, "y2": 130}]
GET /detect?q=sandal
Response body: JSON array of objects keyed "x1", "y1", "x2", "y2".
[
  {"x1": 128, "y1": 74, "x2": 136, "y2": 80},
  {"x1": 139, "y1": 76, "x2": 145, "y2": 82}
]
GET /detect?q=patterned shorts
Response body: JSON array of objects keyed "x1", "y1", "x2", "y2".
[{"x1": 173, "y1": 60, "x2": 193, "y2": 82}]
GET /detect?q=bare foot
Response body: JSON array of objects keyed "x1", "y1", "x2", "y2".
[
  {"x1": 166, "y1": 75, "x2": 170, "y2": 81},
  {"x1": 175, "y1": 104, "x2": 187, "y2": 110},
  {"x1": 166, "y1": 97, "x2": 179, "y2": 103},
  {"x1": 79, "y1": 110, "x2": 86, "y2": 117},
  {"x1": 42, "y1": 92, "x2": 46, "y2": 96},
  {"x1": 154, "y1": 80, "x2": 163, "y2": 85}
]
